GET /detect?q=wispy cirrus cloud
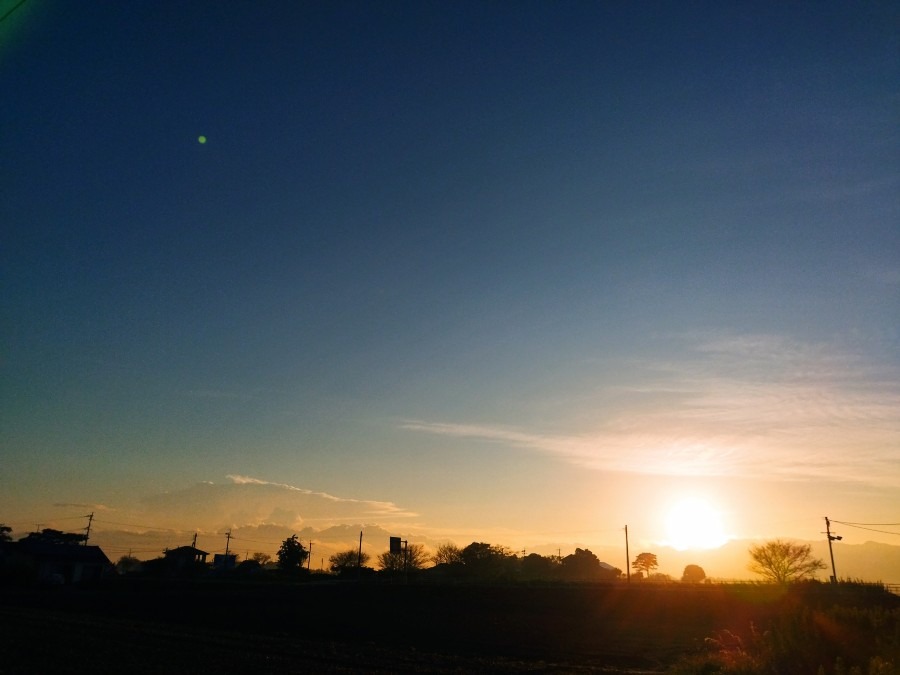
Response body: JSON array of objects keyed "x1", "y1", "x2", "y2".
[
  {"x1": 53, "y1": 502, "x2": 110, "y2": 511},
  {"x1": 225, "y1": 475, "x2": 414, "y2": 516},
  {"x1": 402, "y1": 333, "x2": 900, "y2": 487},
  {"x1": 137, "y1": 476, "x2": 418, "y2": 532}
]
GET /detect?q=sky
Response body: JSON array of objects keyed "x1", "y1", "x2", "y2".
[{"x1": 2, "y1": 1, "x2": 899, "y2": 576}]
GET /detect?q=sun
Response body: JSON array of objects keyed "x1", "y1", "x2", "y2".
[{"x1": 664, "y1": 497, "x2": 728, "y2": 550}]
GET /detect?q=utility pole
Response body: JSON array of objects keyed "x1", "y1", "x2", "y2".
[
  {"x1": 402, "y1": 539, "x2": 409, "y2": 583},
  {"x1": 192, "y1": 532, "x2": 198, "y2": 548},
  {"x1": 225, "y1": 530, "x2": 232, "y2": 558},
  {"x1": 357, "y1": 530, "x2": 363, "y2": 579},
  {"x1": 307, "y1": 541, "x2": 312, "y2": 571},
  {"x1": 825, "y1": 517, "x2": 842, "y2": 583},
  {"x1": 624, "y1": 525, "x2": 630, "y2": 583},
  {"x1": 84, "y1": 512, "x2": 94, "y2": 545}
]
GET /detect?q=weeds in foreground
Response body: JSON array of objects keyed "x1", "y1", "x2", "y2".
[{"x1": 670, "y1": 602, "x2": 900, "y2": 675}]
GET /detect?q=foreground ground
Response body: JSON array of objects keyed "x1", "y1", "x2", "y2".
[{"x1": 1, "y1": 580, "x2": 897, "y2": 674}]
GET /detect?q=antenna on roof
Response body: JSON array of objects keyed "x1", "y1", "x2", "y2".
[{"x1": 84, "y1": 513, "x2": 94, "y2": 545}]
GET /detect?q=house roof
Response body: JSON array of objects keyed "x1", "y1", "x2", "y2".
[
  {"x1": 165, "y1": 545, "x2": 209, "y2": 556},
  {"x1": 14, "y1": 541, "x2": 112, "y2": 565}
]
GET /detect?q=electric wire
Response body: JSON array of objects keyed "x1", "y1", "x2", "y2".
[
  {"x1": 93, "y1": 518, "x2": 182, "y2": 531},
  {"x1": 228, "y1": 535, "x2": 284, "y2": 546},
  {"x1": 831, "y1": 522, "x2": 900, "y2": 537},
  {"x1": 0, "y1": 0, "x2": 28, "y2": 24}
]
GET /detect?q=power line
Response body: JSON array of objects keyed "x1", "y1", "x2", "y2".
[
  {"x1": 92, "y1": 518, "x2": 182, "y2": 531},
  {"x1": 97, "y1": 547, "x2": 163, "y2": 554},
  {"x1": 833, "y1": 521, "x2": 900, "y2": 526},
  {"x1": 3, "y1": 515, "x2": 98, "y2": 536},
  {"x1": 832, "y1": 522, "x2": 900, "y2": 537},
  {"x1": 0, "y1": 0, "x2": 28, "y2": 24},
  {"x1": 229, "y1": 535, "x2": 283, "y2": 546},
  {"x1": 12, "y1": 515, "x2": 87, "y2": 525},
  {"x1": 52, "y1": 515, "x2": 89, "y2": 521}
]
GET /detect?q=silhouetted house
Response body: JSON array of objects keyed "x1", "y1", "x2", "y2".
[
  {"x1": 2, "y1": 540, "x2": 112, "y2": 584},
  {"x1": 163, "y1": 545, "x2": 208, "y2": 574},
  {"x1": 0, "y1": 540, "x2": 23, "y2": 583},
  {"x1": 213, "y1": 553, "x2": 237, "y2": 571}
]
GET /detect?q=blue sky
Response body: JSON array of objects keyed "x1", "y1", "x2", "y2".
[{"x1": 2, "y1": 1, "x2": 898, "y2": 568}]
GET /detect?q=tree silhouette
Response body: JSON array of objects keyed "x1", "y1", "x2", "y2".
[
  {"x1": 329, "y1": 549, "x2": 370, "y2": 573},
  {"x1": 116, "y1": 555, "x2": 141, "y2": 574},
  {"x1": 377, "y1": 543, "x2": 429, "y2": 573},
  {"x1": 250, "y1": 552, "x2": 272, "y2": 565},
  {"x1": 21, "y1": 528, "x2": 86, "y2": 545},
  {"x1": 431, "y1": 543, "x2": 463, "y2": 566},
  {"x1": 520, "y1": 553, "x2": 558, "y2": 581},
  {"x1": 0, "y1": 524, "x2": 11, "y2": 542},
  {"x1": 748, "y1": 539, "x2": 825, "y2": 583},
  {"x1": 632, "y1": 552, "x2": 658, "y2": 578},
  {"x1": 561, "y1": 548, "x2": 601, "y2": 581},
  {"x1": 681, "y1": 564, "x2": 706, "y2": 583},
  {"x1": 460, "y1": 542, "x2": 515, "y2": 579},
  {"x1": 276, "y1": 535, "x2": 308, "y2": 573}
]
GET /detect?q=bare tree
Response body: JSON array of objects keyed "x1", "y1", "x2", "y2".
[
  {"x1": 250, "y1": 552, "x2": 272, "y2": 565},
  {"x1": 431, "y1": 542, "x2": 463, "y2": 566},
  {"x1": 748, "y1": 539, "x2": 825, "y2": 583},
  {"x1": 377, "y1": 543, "x2": 429, "y2": 572}
]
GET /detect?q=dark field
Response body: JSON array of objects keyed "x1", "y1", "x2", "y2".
[{"x1": 1, "y1": 581, "x2": 897, "y2": 674}]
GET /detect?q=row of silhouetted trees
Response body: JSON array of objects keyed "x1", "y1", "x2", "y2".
[
  {"x1": 3, "y1": 523, "x2": 824, "y2": 586},
  {"x1": 274, "y1": 540, "x2": 627, "y2": 582}
]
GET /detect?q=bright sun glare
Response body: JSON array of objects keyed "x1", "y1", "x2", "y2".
[{"x1": 664, "y1": 497, "x2": 728, "y2": 550}]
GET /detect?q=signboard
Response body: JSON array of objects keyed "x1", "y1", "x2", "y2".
[{"x1": 389, "y1": 536, "x2": 402, "y2": 554}]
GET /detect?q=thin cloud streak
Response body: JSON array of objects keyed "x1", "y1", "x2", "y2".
[
  {"x1": 402, "y1": 334, "x2": 900, "y2": 487},
  {"x1": 225, "y1": 475, "x2": 416, "y2": 517},
  {"x1": 53, "y1": 503, "x2": 110, "y2": 511},
  {"x1": 134, "y1": 476, "x2": 419, "y2": 533}
]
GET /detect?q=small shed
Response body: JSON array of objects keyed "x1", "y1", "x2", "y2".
[
  {"x1": 164, "y1": 545, "x2": 208, "y2": 573},
  {"x1": 213, "y1": 553, "x2": 237, "y2": 571}
]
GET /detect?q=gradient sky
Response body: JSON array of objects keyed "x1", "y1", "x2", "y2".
[{"x1": 2, "y1": 1, "x2": 898, "y2": 569}]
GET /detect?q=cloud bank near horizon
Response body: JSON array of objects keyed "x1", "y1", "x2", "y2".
[{"x1": 402, "y1": 333, "x2": 900, "y2": 487}]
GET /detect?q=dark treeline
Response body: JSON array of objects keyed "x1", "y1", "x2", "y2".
[
  {"x1": 130, "y1": 541, "x2": 625, "y2": 584},
  {"x1": 3, "y1": 578, "x2": 898, "y2": 675},
  {"x1": 3, "y1": 524, "x2": 900, "y2": 673}
]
